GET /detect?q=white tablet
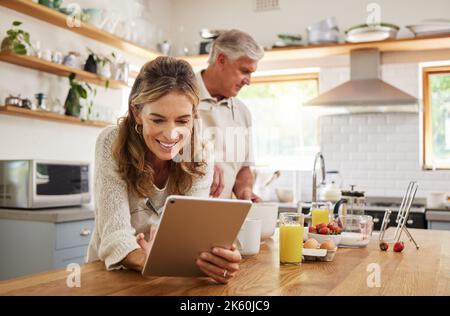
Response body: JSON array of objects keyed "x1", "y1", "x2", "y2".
[{"x1": 142, "y1": 195, "x2": 252, "y2": 277}]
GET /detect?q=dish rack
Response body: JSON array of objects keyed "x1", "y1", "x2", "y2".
[{"x1": 378, "y1": 181, "x2": 420, "y2": 249}]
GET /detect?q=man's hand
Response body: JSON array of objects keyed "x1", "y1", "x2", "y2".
[
  {"x1": 233, "y1": 167, "x2": 262, "y2": 203},
  {"x1": 235, "y1": 187, "x2": 262, "y2": 203},
  {"x1": 210, "y1": 164, "x2": 225, "y2": 197}
]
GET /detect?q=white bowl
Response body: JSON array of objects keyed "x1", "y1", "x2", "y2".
[
  {"x1": 247, "y1": 203, "x2": 278, "y2": 241},
  {"x1": 275, "y1": 188, "x2": 294, "y2": 203},
  {"x1": 308, "y1": 232, "x2": 342, "y2": 246}
]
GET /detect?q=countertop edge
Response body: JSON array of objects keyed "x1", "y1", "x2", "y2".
[{"x1": 0, "y1": 206, "x2": 95, "y2": 223}]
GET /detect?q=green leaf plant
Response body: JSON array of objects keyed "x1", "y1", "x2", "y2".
[
  {"x1": 1, "y1": 21, "x2": 32, "y2": 55},
  {"x1": 64, "y1": 73, "x2": 97, "y2": 120}
]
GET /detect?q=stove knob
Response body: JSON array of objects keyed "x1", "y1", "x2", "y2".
[{"x1": 407, "y1": 219, "x2": 414, "y2": 225}]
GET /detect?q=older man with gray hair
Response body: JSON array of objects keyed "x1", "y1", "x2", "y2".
[{"x1": 196, "y1": 29, "x2": 264, "y2": 201}]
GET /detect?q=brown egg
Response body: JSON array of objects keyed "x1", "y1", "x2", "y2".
[
  {"x1": 304, "y1": 238, "x2": 320, "y2": 249},
  {"x1": 320, "y1": 240, "x2": 336, "y2": 250}
]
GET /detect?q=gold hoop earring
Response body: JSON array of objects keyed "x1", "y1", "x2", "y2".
[{"x1": 134, "y1": 124, "x2": 142, "y2": 135}]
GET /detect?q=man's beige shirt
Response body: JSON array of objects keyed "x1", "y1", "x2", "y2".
[{"x1": 196, "y1": 71, "x2": 254, "y2": 198}]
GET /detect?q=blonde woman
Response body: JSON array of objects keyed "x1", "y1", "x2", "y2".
[{"x1": 87, "y1": 57, "x2": 241, "y2": 284}]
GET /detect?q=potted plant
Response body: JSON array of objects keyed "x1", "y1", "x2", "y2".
[
  {"x1": 81, "y1": 85, "x2": 97, "y2": 122},
  {"x1": 1, "y1": 21, "x2": 32, "y2": 55},
  {"x1": 87, "y1": 48, "x2": 112, "y2": 79},
  {"x1": 64, "y1": 73, "x2": 92, "y2": 118},
  {"x1": 110, "y1": 52, "x2": 129, "y2": 83}
]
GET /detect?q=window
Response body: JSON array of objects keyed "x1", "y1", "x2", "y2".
[
  {"x1": 238, "y1": 73, "x2": 320, "y2": 170},
  {"x1": 423, "y1": 66, "x2": 450, "y2": 169}
]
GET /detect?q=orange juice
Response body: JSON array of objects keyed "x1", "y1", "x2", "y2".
[
  {"x1": 311, "y1": 208, "x2": 330, "y2": 226},
  {"x1": 280, "y1": 224, "x2": 304, "y2": 264}
]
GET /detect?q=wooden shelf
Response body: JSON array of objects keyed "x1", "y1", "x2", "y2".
[
  {"x1": 0, "y1": 52, "x2": 128, "y2": 89},
  {"x1": 0, "y1": 0, "x2": 159, "y2": 60},
  {"x1": 0, "y1": 105, "x2": 109, "y2": 128},
  {"x1": 181, "y1": 34, "x2": 450, "y2": 68}
]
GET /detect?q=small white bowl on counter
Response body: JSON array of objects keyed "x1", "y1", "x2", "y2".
[
  {"x1": 308, "y1": 232, "x2": 342, "y2": 246},
  {"x1": 247, "y1": 203, "x2": 278, "y2": 241}
]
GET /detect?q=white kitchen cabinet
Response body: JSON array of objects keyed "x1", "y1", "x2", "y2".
[
  {"x1": 0, "y1": 208, "x2": 94, "y2": 281},
  {"x1": 426, "y1": 210, "x2": 450, "y2": 231}
]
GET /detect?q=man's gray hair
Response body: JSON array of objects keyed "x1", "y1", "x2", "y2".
[{"x1": 208, "y1": 29, "x2": 264, "y2": 65}]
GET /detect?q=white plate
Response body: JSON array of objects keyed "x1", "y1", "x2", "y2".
[
  {"x1": 346, "y1": 25, "x2": 397, "y2": 43},
  {"x1": 406, "y1": 24, "x2": 450, "y2": 36},
  {"x1": 339, "y1": 232, "x2": 370, "y2": 247}
]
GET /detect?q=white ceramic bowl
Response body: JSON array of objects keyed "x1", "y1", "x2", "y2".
[
  {"x1": 275, "y1": 188, "x2": 294, "y2": 203},
  {"x1": 308, "y1": 232, "x2": 342, "y2": 246},
  {"x1": 247, "y1": 203, "x2": 278, "y2": 241}
]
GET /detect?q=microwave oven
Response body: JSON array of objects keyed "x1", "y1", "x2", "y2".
[{"x1": 0, "y1": 160, "x2": 91, "y2": 209}]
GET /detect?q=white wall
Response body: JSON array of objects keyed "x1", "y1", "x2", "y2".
[
  {"x1": 0, "y1": 1, "x2": 171, "y2": 203},
  {"x1": 2, "y1": 1, "x2": 450, "y2": 203},
  {"x1": 169, "y1": 0, "x2": 450, "y2": 56}
]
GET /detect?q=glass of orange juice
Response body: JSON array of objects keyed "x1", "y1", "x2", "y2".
[
  {"x1": 279, "y1": 212, "x2": 304, "y2": 265},
  {"x1": 311, "y1": 202, "x2": 332, "y2": 227}
]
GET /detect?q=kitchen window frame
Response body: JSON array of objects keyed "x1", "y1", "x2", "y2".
[
  {"x1": 241, "y1": 72, "x2": 320, "y2": 170},
  {"x1": 251, "y1": 73, "x2": 319, "y2": 85},
  {"x1": 422, "y1": 65, "x2": 450, "y2": 170}
]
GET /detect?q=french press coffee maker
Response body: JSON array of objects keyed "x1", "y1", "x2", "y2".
[{"x1": 333, "y1": 185, "x2": 366, "y2": 216}]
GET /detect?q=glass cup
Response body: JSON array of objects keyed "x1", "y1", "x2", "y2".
[
  {"x1": 279, "y1": 212, "x2": 304, "y2": 265},
  {"x1": 310, "y1": 202, "x2": 332, "y2": 227}
]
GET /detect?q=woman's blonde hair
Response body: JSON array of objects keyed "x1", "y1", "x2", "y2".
[{"x1": 112, "y1": 56, "x2": 205, "y2": 198}]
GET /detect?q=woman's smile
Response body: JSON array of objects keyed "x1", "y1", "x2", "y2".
[{"x1": 155, "y1": 139, "x2": 180, "y2": 152}]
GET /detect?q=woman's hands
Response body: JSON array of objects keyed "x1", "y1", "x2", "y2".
[
  {"x1": 136, "y1": 225, "x2": 158, "y2": 257},
  {"x1": 121, "y1": 226, "x2": 157, "y2": 271},
  {"x1": 125, "y1": 227, "x2": 242, "y2": 284},
  {"x1": 196, "y1": 244, "x2": 242, "y2": 284}
]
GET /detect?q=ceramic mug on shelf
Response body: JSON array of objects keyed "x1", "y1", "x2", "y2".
[
  {"x1": 63, "y1": 52, "x2": 78, "y2": 68},
  {"x1": 41, "y1": 49, "x2": 52, "y2": 62},
  {"x1": 52, "y1": 51, "x2": 63, "y2": 64}
]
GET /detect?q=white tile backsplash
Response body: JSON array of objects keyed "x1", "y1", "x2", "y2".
[
  {"x1": 320, "y1": 112, "x2": 450, "y2": 198},
  {"x1": 316, "y1": 61, "x2": 450, "y2": 199}
]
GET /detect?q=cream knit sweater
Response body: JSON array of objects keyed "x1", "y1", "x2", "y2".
[{"x1": 86, "y1": 126, "x2": 213, "y2": 270}]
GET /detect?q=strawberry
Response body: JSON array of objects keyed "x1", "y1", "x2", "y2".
[
  {"x1": 379, "y1": 241, "x2": 389, "y2": 251},
  {"x1": 394, "y1": 241, "x2": 405, "y2": 252},
  {"x1": 319, "y1": 227, "x2": 330, "y2": 235},
  {"x1": 316, "y1": 223, "x2": 327, "y2": 230},
  {"x1": 309, "y1": 226, "x2": 317, "y2": 234}
]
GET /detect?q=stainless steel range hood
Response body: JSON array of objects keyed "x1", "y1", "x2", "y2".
[{"x1": 305, "y1": 48, "x2": 419, "y2": 113}]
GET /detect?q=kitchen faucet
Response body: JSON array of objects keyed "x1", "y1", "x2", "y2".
[{"x1": 312, "y1": 152, "x2": 326, "y2": 202}]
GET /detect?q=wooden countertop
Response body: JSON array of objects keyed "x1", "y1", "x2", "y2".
[
  {"x1": 0, "y1": 228, "x2": 449, "y2": 295},
  {"x1": 0, "y1": 206, "x2": 95, "y2": 223}
]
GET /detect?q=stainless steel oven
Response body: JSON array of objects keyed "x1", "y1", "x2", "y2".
[
  {"x1": 361, "y1": 197, "x2": 427, "y2": 231},
  {"x1": 0, "y1": 160, "x2": 91, "y2": 209}
]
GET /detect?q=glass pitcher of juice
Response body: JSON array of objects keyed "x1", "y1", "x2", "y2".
[
  {"x1": 279, "y1": 212, "x2": 304, "y2": 265},
  {"x1": 310, "y1": 202, "x2": 332, "y2": 227}
]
